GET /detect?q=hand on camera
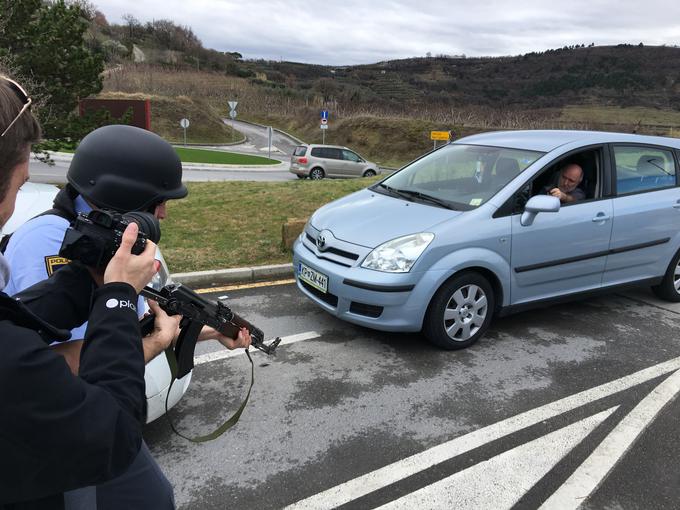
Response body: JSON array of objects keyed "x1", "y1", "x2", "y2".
[{"x1": 104, "y1": 223, "x2": 159, "y2": 294}]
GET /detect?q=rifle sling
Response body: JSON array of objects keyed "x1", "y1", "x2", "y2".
[{"x1": 163, "y1": 347, "x2": 254, "y2": 443}]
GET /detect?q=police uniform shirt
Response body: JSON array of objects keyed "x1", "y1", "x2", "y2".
[{"x1": 4, "y1": 195, "x2": 145, "y2": 341}]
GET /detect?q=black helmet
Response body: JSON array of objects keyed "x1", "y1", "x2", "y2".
[{"x1": 67, "y1": 125, "x2": 187, "y2": 212}]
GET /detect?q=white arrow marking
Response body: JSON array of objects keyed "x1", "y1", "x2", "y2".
[
  {"x1": 377, "y1": 408, "x2": 617, "y2": 510},
  {"x1": 541, "y1": 368, "x2": 680, "y2": 509},
  {"x1": 286, "y1": 356, "x2": 680, "y2": 510},
  {"x1": 194, "y1": 331, "x2": 320, "y2": 365}
]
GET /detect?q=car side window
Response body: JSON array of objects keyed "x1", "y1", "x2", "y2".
[
  {"x1": 310, "y1": 147, "x2": 323, "y2": 158},
  {"x1": 342, "y1": 150, "x2": 361, "y2": 162},
  {"x1": 613, "y1": 145, "x2": 677, "y2": 195}
]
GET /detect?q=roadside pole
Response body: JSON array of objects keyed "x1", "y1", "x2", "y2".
[
  {"x1": 267, "y1": 126, "x2": 273, "y2": 159},
  {"x1": 180, "y1": 118, "x2": 190, "y2": 146},
  {"x1": 321, "y1": 109, "x2": 329, "y2": 143},
  {"x1": 228, "y1": 100, "x2": 238, "y2": 142}
]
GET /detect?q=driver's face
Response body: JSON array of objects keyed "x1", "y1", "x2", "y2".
[{"x1": 559, "y1": 165, "x2": 583, "y2": 192}]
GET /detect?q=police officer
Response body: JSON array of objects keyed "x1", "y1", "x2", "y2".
[
  {"x1": 0, "y1": 76, "x2": 163, "y2": 509},
  {"x1": 4, "y1": 124, "x2": 252, "y2": 509}
]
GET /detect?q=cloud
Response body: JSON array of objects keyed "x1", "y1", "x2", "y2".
[{"x1": 93, "y1": 0, "x2": 680, "y2": 64}]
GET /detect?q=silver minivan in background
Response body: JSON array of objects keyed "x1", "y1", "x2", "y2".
[{"x1": 290, "y1": 144, "x2": 380, "y2": 180}]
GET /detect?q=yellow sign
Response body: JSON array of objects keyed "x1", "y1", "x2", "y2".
[{"x1": 430, "y1": 131, "x2": 450, "y2": 141}]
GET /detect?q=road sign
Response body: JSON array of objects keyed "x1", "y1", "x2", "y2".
[
  {"x1": 320, "y1": 124, "x2": 328, "y2": 129},
  {"x1": 228, "y1": 101, "x2": 238, "y2": 110},
  {"x1": 180, "y1": 118, "x2": 190, "y2": 128},
  {"x1": 321, "y1": 118, "x2": 328, "y2": 125},
  {"x1": 430, "y1": 131, "x2": 450, "y2": 141},
  {"x1": 321, "y1": 109, "x2": 329, "y2": 120},
  {"x1": 229, "y1": 110, "x2": 237, "y2": 119}
]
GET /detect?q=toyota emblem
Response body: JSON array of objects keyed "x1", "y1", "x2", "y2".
[{"x1": 316, "y1": 230, "x2": 331, "y2": 251}]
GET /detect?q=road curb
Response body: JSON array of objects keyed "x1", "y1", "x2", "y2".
[{"x1": 171, "y1": 263, "x2": 294, "y2": 288}]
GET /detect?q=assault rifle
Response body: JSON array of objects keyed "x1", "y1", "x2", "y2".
[{"x1": 140, "y1": 283, "x2": 281, "y2": 378}]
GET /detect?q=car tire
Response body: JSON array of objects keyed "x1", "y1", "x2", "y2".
[
  {"x1": 423, "y1": 272, "x2": 495, "y2": 350},
  {"x1": 651, "y1": 249, "x2": 680, "y2": 302},
  {"x1": 310, "y1": 167, "x2": 325, "y2": 180},
  {"x1": 363, "y1": 169, "x2": 377, "y2": 177}
]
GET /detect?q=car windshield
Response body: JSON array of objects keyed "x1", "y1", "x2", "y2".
[{"x1": 375, "y1": 144, "x2": 544, "y2": 209}]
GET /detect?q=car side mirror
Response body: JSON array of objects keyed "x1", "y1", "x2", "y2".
[{"x1": 520, "y1": 195, "x2": 560, "y2": 226}]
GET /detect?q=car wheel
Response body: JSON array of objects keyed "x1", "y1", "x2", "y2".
[
  {"x1": 651, "y1": 249, "x2": 680, "y2": 302},
  {"x1": 310, "y1": 167, "x2": 325, "y2": 180},
  {"x1": 423, "y1": 272, "x2": 495, "y2": 350},
  {"x1": 363, "y1": 169, "x2": 376, "y2": 177}
]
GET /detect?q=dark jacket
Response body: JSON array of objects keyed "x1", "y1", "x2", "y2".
[{"x1": 0, "y1": 263, "x2": 146, "y2": 510}]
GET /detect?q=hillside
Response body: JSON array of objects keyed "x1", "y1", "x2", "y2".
[{"x1": 248, "y1": 45, "x2": 680, "y2": 111}]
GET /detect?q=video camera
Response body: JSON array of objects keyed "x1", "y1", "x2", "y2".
[{"x1": 59, "y1": 209, "x2": 160, "y2": 267}]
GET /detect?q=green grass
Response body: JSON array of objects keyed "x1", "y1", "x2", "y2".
[
  {"x1": 161, "y1": 177, "x2": 381, "y2": 272},
  {"x1": 173, "y1": 147, "x2": 279, "y2": 165},
  {"x1": 57, "y1": 147, "x2": 279, "y2": 165}
]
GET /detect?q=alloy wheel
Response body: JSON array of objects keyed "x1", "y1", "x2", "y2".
[{"x1": 442, "y1": 284, "x2": 488, "y2": 342}]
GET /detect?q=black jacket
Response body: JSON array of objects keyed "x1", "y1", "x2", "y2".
[{"x1": 0, "y1": 263, "x2": 146, "y2": 509}]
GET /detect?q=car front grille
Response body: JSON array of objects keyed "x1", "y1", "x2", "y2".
[{"x1": 304, "y1": 232, "x2": 362, "y2": 267}]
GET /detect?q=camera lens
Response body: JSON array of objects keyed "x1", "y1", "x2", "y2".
[{"x1": 124, "y1": 211, "x2": 161, "y2": 243}]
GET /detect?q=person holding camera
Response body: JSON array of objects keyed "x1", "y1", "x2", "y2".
[
  {"x1": 0, "y1": 75, "x2": 171, "y2": 509},
  {"x1": 3, "y1": 123, "x2": 252, "y2": 509}
]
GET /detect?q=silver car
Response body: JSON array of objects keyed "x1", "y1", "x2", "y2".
[
  {"x1": 290, "y1": 144, "x2": 380, "y2": 180},
  {"x1": 293, "y1": 130, "x2": 680, "y2": 350}
]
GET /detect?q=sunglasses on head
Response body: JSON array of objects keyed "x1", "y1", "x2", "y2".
[{"x1": 1, "y1": 76, "x2": 32, "y2": 138}]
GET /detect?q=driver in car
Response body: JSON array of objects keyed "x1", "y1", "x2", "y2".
[{"x1": 544, "y1": 163, "x2": 585, "y2": 203}]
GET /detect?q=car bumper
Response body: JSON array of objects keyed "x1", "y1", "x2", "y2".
[
  {"x1": 289, "y1": 163, "x2": 309, "y2": 177},
  {"x1": 293, "y1": 237, "x2": 438, "y2": 332}
]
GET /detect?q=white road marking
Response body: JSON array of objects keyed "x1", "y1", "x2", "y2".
[
  {"x1": 286, "y1": 356, "x2": 680, "y2": 510},
  {"x1": 541, "y1": 369, "x2": 680, "y2": 509},
  {"x1": 194, "y1": 331, "x2": 321, "y2": 365},
  {"x1": 377, "y1": 408, "x2": 617, "y2": 510}
]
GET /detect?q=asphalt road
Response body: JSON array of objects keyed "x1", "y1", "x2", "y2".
[
  {"x1": 143, "y1": 281, "x2": 680, "y2": 510},
  {"x1": 223, "y1": 119, "x2": 300, "y2": 157},
  {"x1": 28, "y1": 157, "x2": 297, "y2": 183},
  {"x1": 28, "y1": 120, "x2": 301, "y2": 184}
]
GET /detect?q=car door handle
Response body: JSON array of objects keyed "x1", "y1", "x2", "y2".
[{"x1": 592, "y1": 213, "x2": 610, "y2": 222}]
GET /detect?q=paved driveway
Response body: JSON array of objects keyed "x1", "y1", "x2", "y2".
[{"x1": 144, "y1": 282, "x2": 680, "y2": 509}]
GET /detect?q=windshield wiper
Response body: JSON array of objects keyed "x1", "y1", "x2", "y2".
[
  {"x1": 376, "y1": 183, "x2": 416, "y2": 201},
  {"x1": 391, "y1": 188, "x2": 456, "y2": 210}
]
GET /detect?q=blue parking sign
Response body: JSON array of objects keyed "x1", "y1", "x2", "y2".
[{"x1": 321, "y1": 109, "x2": 329, "y2": 120}]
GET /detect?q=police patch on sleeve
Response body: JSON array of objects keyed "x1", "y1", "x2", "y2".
[{"x1": 44, "y1": 255, "x2": 71, "y2": 276}]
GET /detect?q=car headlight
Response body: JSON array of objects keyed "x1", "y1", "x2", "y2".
[{"x1": 361, "y1": 233, "x2": 434, "y2": 273}]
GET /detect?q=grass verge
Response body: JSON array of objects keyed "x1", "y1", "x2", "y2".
[
  {"x1": 174, "y1": 148, "x2": 279, "y2": 165},
  {"x1": 161, "y1": 177, "x2": 381, "y2": 272}
]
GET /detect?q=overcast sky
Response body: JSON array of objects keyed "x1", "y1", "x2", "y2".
[{"x1": 92, "y1": 0, "x2": 680, "y2": 65}]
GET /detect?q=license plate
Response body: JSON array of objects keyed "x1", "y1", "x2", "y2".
[{"x1": 298, "y1": 262, "x2": 328, "y2": 293}]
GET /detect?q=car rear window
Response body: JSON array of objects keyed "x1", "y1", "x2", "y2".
[
  {"x1": 294, "y1": 146, "x2": 307, "y2": 156},
  {"x1": 311, "y1": 147, "x2": 342, "y2": 159}
]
